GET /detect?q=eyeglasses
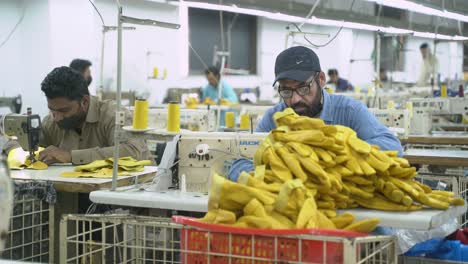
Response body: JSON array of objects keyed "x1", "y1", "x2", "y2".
[
  {"x1": 278, "y1": 83, "x2": 311, "y2": 99},
  {"x1": 278, "y1": 73, "x2": 318, "y2": 99}
]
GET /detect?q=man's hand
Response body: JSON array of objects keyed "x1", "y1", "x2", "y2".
[{"x1": 38, "y1": 146, "x2": 72, "y2": 164}]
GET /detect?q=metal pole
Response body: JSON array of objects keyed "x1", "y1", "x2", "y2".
[
  {"x1": 373, "y1": 31, "x2": 381, "y2": 108},
  {"x1": 111, "y1": 3, "x2": 123, "y2": 191},
  {"x1": 216, "y1": 56, "x2": 226, "y2": 130},
  {"x1": 99, "y1": 28, "x2": 106, "y2": 100}
]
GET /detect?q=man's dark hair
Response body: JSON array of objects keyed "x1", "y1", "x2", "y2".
[
  {"x1": 204, "y1": 66, "x2": 220, "y2": 77},
  {"x1": 69, "y1": 59, "x2": 92, "y2": 73},
  {"x1": 420, "y1": 43, "x2": 429, "y2": 49},
  {"x1": 41, "y1": 66, "x2": 89, "y2": 100},
  {"x1": 328, "y1": 69, "x2": 338, "y2": 76}
]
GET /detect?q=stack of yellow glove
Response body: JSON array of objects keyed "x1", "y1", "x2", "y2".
[
  {"x1": 199, "y1": 108, "x2": 465, "y2": 232},
  {"x1": 8, "y1": 147, "x2": 48, "y2": 170},
  {"x1": 60, "y1": 157, "x2": 151, "y2": 178},
  {"x1": 184, "y1": 97, "x2": 199, "y2": 109}
]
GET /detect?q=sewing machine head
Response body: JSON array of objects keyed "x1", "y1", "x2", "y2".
[
  {"x1": 144, "y1": 108, "x2": 216, "y2": 132},
  {"x1": 0, "y1": 112, "x2": 41, "y2": 162},
  {"x1": 176, "y1": 131, "x2": 267, "y2": 192},
  {"x1": 409, "y1": 97, "x2": 468, "y2": 135},
  {"x1": 368, "y1": 108, "x2": 411, "y2": 138},
  {"x1": 0, "y1": 95, "x2": 22, "y2": 114}
]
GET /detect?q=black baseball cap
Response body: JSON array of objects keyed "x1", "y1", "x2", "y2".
[{"x1": 273, "y1": 46, "x2": 321, "y2": 86}]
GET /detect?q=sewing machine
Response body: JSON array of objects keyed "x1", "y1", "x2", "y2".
[
  {"x1": 144, "y1": 108, "x2": 216, "y2": 132},
  {"x1": 146, "y1": 131, "x2": 267, "y2": 193},
  {"x1": 177, "y1": 132, "x2": 267, "y2": 192},
  {"x1": 0, "y1": 95, "x2": 22, "y2": 114},
  {"x1": 368, "y1": 108, "x2": 411, "y2": 138},
  {"x1": 0, "y1": 112, "x2": 41, "y2": 161},
  {"x1": 409, "y1": 97, "x2": 468, "y2": 135}
]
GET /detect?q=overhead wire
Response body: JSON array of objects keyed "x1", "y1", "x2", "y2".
[
  {"x1": 0, "y1": 3, "x2": 26, "y2": 49},
  {"x1": 88, "y1": 0, "x2": 106, "y2": 26},
  {"x1": 287, "y1": 0, "x2": 358, "y2": 48}
]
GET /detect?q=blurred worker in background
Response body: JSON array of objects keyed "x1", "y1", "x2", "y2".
[
  {"x1": 327, "y1": 69, "x2": 353, "y2": 92},
  {"x1": 70, "y1": 59, "x2": 93, "y2": 86},
  {"x1": 379, "y1": 68, "x2": 390, "y2": 89},
  {"x1": 417, "y1": 43, "x2": 439, "y2": 86},
  {"x1": 228, "y1": 46, "x2": 402, "y2": 181},
  {"x1": 202, "y1": 66, "x2": 238, "y2": 103}
]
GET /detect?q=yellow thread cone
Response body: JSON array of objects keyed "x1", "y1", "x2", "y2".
[
  {"x1": 132, "y1": 99, "x2": 148, "y2": 129},
  {"x1": 240, "y1": 113, "x2": 250, "y2": 129},
  {"x1": 153, "y1": 67, "x2": 159, "y2": 78},
  {"x1": 441, "y1": 85, "x2": 447, "y2": 98},
  {"x1": 167, "y1": 102, "x2": 180, "y2": 132},
  {"x1": 225, "y1": 112, "x2": 235, "y2": 128}
]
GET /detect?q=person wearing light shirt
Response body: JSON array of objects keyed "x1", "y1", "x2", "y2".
[
  {"x1": 228, "y1": 46, "x2": 403, "y2": 181},
  {"x1": 202, "y1": 66, "x2": 238, "y2": 103},
  {"x1": 417, "y1": 43, "x2": 439, "y2": 86}
]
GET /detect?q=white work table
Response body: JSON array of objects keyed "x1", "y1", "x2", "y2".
[
  {"x1": 90, "y1": 188, "x2": 209, "y2": 212},
  {"x1": 10, "y1": 165, "x2": 157, "y2": 192},
  {"x1": 90, "y1": 189, "x2": 466, "y2": 231},
  {"x1": 404, "y1": 148, "x2": 468, "y2": 167}
]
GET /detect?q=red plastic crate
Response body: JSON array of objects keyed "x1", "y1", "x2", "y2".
[{"x1": 173, "y1": 216, "x2": 368, "y2": 264}]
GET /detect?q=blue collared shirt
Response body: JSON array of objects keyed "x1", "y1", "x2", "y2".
[{"x1": 228, "y1": 91, "x2": 403, "y2": 181}]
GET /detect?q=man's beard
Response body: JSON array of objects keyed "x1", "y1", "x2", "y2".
[
  {"x1": 290, "y1": 88, "x2": 323, "y2": 117},
  {"x1": 57, "y1": 110, "x2": 86, "y2": 130}
]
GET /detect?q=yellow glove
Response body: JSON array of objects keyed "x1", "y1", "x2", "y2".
[
  {"x1": 7, "y1": 147, "x2": 47, "y2": 170},
  {"x1": 208, "y1": 174, "x2": 276, "y2": 212},
  {"x1": 199, "y1": 208, "x2": 236, "y2": 225},
  {"x1": 242, "y1": 199, "x2": 292, "y2": 229},
  {"x1": 237, "y1": 171, "x2": 281, "y2": 193}
]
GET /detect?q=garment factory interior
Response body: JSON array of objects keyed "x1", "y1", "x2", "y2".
[{"x1": 1, "y1": 0, "x2": 468, "y2": 263}]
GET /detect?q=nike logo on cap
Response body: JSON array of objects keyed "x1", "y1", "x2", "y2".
[{"x1": 296, "y1": 60, "x2": 303, "y2": 64}]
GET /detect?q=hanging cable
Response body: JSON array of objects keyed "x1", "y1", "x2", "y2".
[
  {"x1": 188, "y1": 41, "x2": 210, "y2": 70},
  {"x1": 88, "y1": 0, "x2": 105, "y2": 26},
  {"x1": 287, "y1": 0, "x2": 357, "y2": 48},
  {"x1": 298, "y1": 0, "x2": 321, "y2": 30},
  {"x1": 0, "y1": 4, "x2": 26, "y2": 49}
]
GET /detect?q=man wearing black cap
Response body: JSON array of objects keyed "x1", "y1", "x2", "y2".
[{"x1": 228, "y1": 46, "x2": 403, "y2": 181}]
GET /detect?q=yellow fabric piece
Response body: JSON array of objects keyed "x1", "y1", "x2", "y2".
[
  {"x1": 8, "y1": 147, "x2": 48, "y2": 170},
  {"x1": 60, "y1": 157, "x2": 151, "y2": 178}
]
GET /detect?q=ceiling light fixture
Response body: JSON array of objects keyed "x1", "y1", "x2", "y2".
[{"x1": 170, "y1": 1, "x2": 468, "y2": 41}]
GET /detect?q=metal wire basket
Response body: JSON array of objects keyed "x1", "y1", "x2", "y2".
[
  {"x1": 1, "y1": 182, "x2": 55, "y2": 263},
  {"x1": 60, "y1": 214, "x2": 397, "y2": 264}
]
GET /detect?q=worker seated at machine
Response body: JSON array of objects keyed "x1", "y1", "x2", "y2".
[
  {"x1": 2, "y1": 66, "x2": 150, "y2": 165},
  {"x1": 229, "y1": 46, "x2": 402, "y2": 181},
  {"x1": 327, "y1": 68, "x2": 354, "y2": 92},
  {"x1": 202, "y1": 66, "x2": 239, "y2": 104}
]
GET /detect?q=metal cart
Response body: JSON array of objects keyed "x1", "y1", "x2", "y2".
[{"x1": 60, "y1": 214, "x2": 397, "y2": 264}]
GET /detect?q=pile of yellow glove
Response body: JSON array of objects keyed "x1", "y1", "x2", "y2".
[
  {"x1": 8, "y1": 147, "x2": 48, "y2": 170},
  {"x1": 60, "y1": 157, "x2": 151, "y2": 178},
  {"x1": 184, "y1": 97, "x2": 199, "y2": 109},
  {"x1": 200, "y1": 108, "x2": 464, "y2": 232}
]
